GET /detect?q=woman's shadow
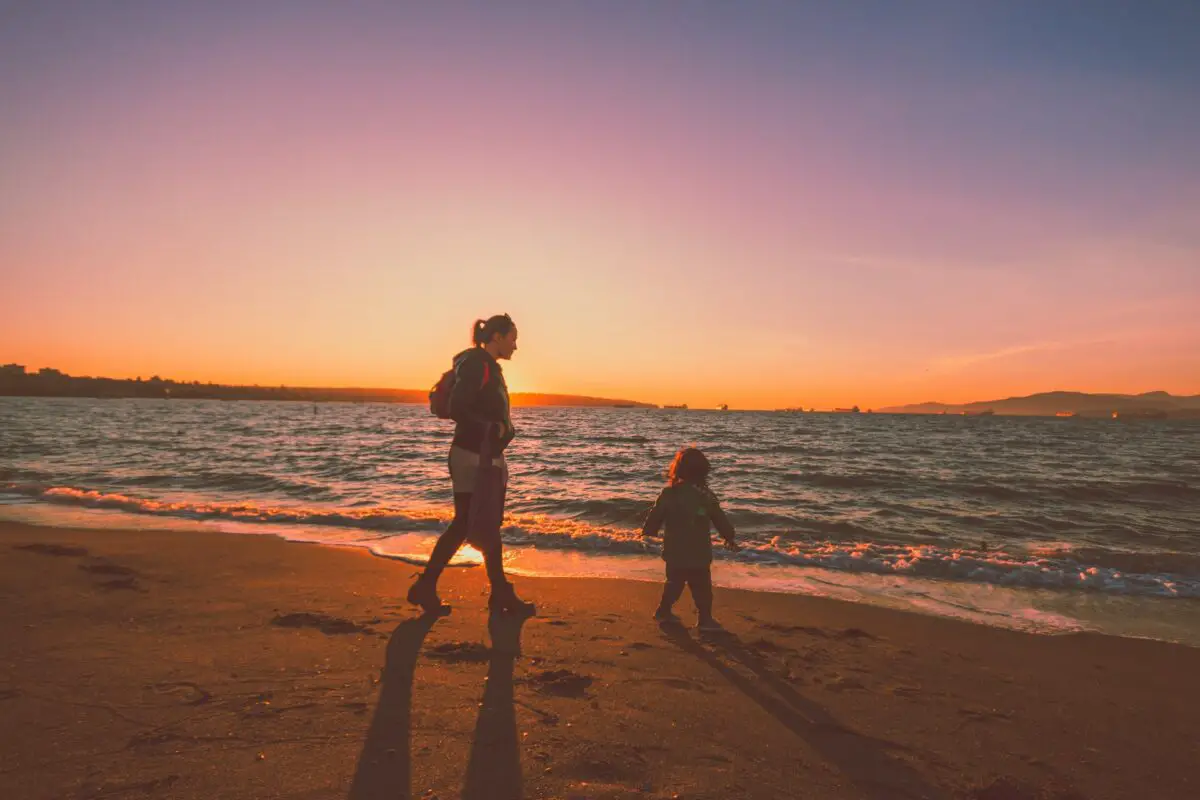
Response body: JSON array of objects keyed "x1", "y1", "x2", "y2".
[
  {"x1": 659, "y1": 624, "x2": 949, "y2": 800},
  {"x1": 348, "y1": 611, "x2": 528, "y2": 800},
  {"x1": 462, "y1": 611, "x2": 528, "y2": 800},
  {"x1": 348, "y1": 613, "x2": 440, "y2": 800}
]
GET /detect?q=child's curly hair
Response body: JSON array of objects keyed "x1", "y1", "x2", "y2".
[{"x1": 668, "y1": 447, "x2": 711, "y2": 487}]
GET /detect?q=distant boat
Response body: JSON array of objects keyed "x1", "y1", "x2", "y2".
[
  {"x1": 1055, "y1": 411, "x2": 1078, "y2": 418},
  {"x1": 717, "y1": 403, "x2": 729, "y2": 411},
  {"x1": 833, "y1": 406, "x2": 861, "y2": 414},
  {"x1": 663, "y1": 403, "x2": 688, "y2": 410},
  {"x1": 1113, "y1": 409, "x2": 1168, "y2": 420}
]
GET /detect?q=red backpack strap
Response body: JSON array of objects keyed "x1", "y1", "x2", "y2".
[{"x1": 481, "y1": 361, "x2": 490, "y2": 389}]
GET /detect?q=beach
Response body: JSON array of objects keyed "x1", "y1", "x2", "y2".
[
  {"x1": 2, "y1": 520, "x2": 1196, "y2": 800},
  {"x1": 6, "y1": 3, "x2": 1200, "y2": 798}
]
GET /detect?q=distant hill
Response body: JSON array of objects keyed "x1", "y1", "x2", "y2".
[
  {"x1": 0, "y1": 365, "x2": 656, "y2": 408},
  {"x1": 880, "y1": 391, "x2": 1200, "y2": 418},
  {"x1": 510, "y1": 393, "x2": 655, "y2": 408}
]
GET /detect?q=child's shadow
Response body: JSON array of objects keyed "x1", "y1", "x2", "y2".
[
  {"x1": 348, "y1": 613, "x2": 441, "y2": 800},
  {"x1": 462, "y1": 611, "x2": 529, "y2": 800},
  {"x1": 659, "y1": 624, "x2": 948, "y2": 800}
]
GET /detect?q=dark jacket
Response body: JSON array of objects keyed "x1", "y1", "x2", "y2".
[
  {"x1": 642, "y1": 482, "x2": 736, "y2": 569},
  {"x1": 449, "y1": 348, "x2": 515, "y2": 455}
]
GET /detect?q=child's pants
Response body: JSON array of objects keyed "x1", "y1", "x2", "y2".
[{"x1": 659, "y1": 565, "x2": 713, "y2": 619}]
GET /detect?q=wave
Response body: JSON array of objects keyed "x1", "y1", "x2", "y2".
[
  {"x1": 584, "y1": 434, "x2": 651, "y2": 444},
  {"x1": 743, "y1": 538, "x2": 1200, "y2": 599},
  {"x1": 780, "y1": 472, "x2": 1198, "y2": 505},
  {"x1": 784, "y1": 471, "x2": 891, "y2": 490},
  {"x1": 1055, "y1": 480, "x2": 1198, "y2": 503},
  {"x1": 2, "y1": 484, "x2": 446, "y2": 533},
  {"x1": 526, "y1": 497, "x2": 650, "y2": 522},
  {"x1": 4, "y1": 482, "x2": 1197, "y2": 600},
  {"x1": 3, "y1": 468, "x2": 338, "y2": 499}
]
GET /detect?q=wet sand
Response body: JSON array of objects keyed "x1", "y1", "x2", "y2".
[{"x1": 1, "y1": 520, "x2": 1197, "y2": 799}]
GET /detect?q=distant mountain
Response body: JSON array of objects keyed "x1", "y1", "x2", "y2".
[
  {"x1": 510, "y1": 393, "x2": 655, "y2": 408},
  {"x1": 0, "y1": 364, "x2": 655, "y2": 408},
  {"x1": 879, "y1": 391, "x2": 1200, "y2": 418}
]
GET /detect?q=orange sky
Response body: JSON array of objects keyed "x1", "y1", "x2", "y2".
[{"x1": 2, "y1": 4, "x2": 1198, "y2": 409}]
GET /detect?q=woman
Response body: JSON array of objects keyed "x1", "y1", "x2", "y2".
[{"x1": 408, "y1": 313, "x2": 534, "y2": 615}]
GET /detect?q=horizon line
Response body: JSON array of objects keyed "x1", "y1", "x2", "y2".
[{"x1": 3, "y1": 363, "x2": 1197, "y2": 411}]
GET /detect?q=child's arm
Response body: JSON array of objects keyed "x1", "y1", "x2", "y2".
[
  {"x1": 641, "y1": 492, "x2": 667, "y2": 539},
  {"x1": 705, "y1": 495, "x2": 740, "y2": 551}
]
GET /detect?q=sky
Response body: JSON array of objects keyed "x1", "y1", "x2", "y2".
[{"x1": 2, "y1": 1, "x2": 1198, "y2": 409}]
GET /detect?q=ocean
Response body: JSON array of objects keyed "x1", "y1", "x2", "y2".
[{"x1": 2, "y1": 397, "x2": 1197, "y2": 644}]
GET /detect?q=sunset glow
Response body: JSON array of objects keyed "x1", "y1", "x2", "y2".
[{"x1": 3, "y1": 3, "x2": 1198, "y2": 409}]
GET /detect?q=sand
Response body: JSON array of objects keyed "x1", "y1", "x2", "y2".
[{"x1": 1, "y1": 521, "x2": 1197, "y2": 800}]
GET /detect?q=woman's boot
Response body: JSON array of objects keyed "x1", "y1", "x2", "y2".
[
  {"x1": 488, "y1": 580, "x2": 535, "y2": 615},
  {"x1": 406, "y1": 573, "x2": 448, "y2": 614}
]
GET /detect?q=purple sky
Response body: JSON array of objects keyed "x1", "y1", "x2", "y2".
[{"x1": 2, "y1": 2, "x2": 1198, "y2": 407}]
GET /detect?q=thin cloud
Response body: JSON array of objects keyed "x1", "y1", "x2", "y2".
[
  {"x1": 929, "y1": 316, "x2": 1198, "y2": 373},
  {"x1": 931, "y1": 337, "x2": 1113, "y2": 372}
]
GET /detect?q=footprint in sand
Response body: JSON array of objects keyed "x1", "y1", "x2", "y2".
[
  {"x1": 747, "y1": 637, "x2": 796, "y2": 654},
  {"x1": 15, "y1": 543, "x2": 89, "y2": 557},
  {"x1": 96, "y1": 575, "x2": 143, "y2": 592},
  {"x1": 426, "y1": 641, "x2": 491, "y2": 663},
  {"x1": 271, "y1": 612, "x2": 378, "y2": 637},
  {"x1": 965, "y1": 775, "x2": 1086, "y2": 800},
  {"x1": 560, "y1": 743, "x2": 649, "y2": 784},
  {"x1": 149, "y1": 681, "x2": 212, "y2": 706},
  {"x1": 697, "y1": 753, "x2": 733, "y2": 764},
  {"x1": 635, "y1": 676, "x2": 713, "y2": 693},
  {"x1": 958, "y1": 706, "x2": 1014, "y2": 725},
  {"x1": 757, "y1": 622, "x2": 878, "y2": 642},
  {"x1": 757, "y1": 622, "x2": 825, "y2": 637},
  {"x1": 824, "y1": 675, "x2": 867, "y2": 692},
  {"x1": 76, "y1": 775, "x2": 180, "y2": 798},
  {"x1": 838, "y1": 627, "x2": 876, "y2": 641},
  {"x1": 80, "y1": 560, "x2": 145, "y2": 591},
  {"x1": 522, "y1": 669, "x2": 594, "y2": 698},
  {"x1": 80, "y1": 560, "x2": 138, "y2": 577}
]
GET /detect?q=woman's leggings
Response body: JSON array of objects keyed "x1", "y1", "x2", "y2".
[{"x1": 423, "y1": 492, "x2": 507, "y2": 586}]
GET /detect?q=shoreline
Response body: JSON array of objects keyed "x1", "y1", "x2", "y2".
[
  {"x1": 3, "y1": 520, "x2": 1199, "y2": 799},
  {"x1": 4, "y1": 502, "x2": 1199, "y2": 648},
  {"x1": 5, "y1": 394, "x2": 1200, "y2": 418}
]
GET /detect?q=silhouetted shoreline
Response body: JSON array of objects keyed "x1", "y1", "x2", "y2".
[{"x1": 0, "y1": 365, "x2": 655, "y2": 408}]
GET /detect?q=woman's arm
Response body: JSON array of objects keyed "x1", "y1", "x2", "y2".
[{"x1": 449, "y1": 354, "x2": 497, "y2": 430}]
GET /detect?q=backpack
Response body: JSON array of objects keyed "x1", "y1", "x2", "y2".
[{"x1": 429, "y1": 354, "x2": 490, "y2": 419}]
